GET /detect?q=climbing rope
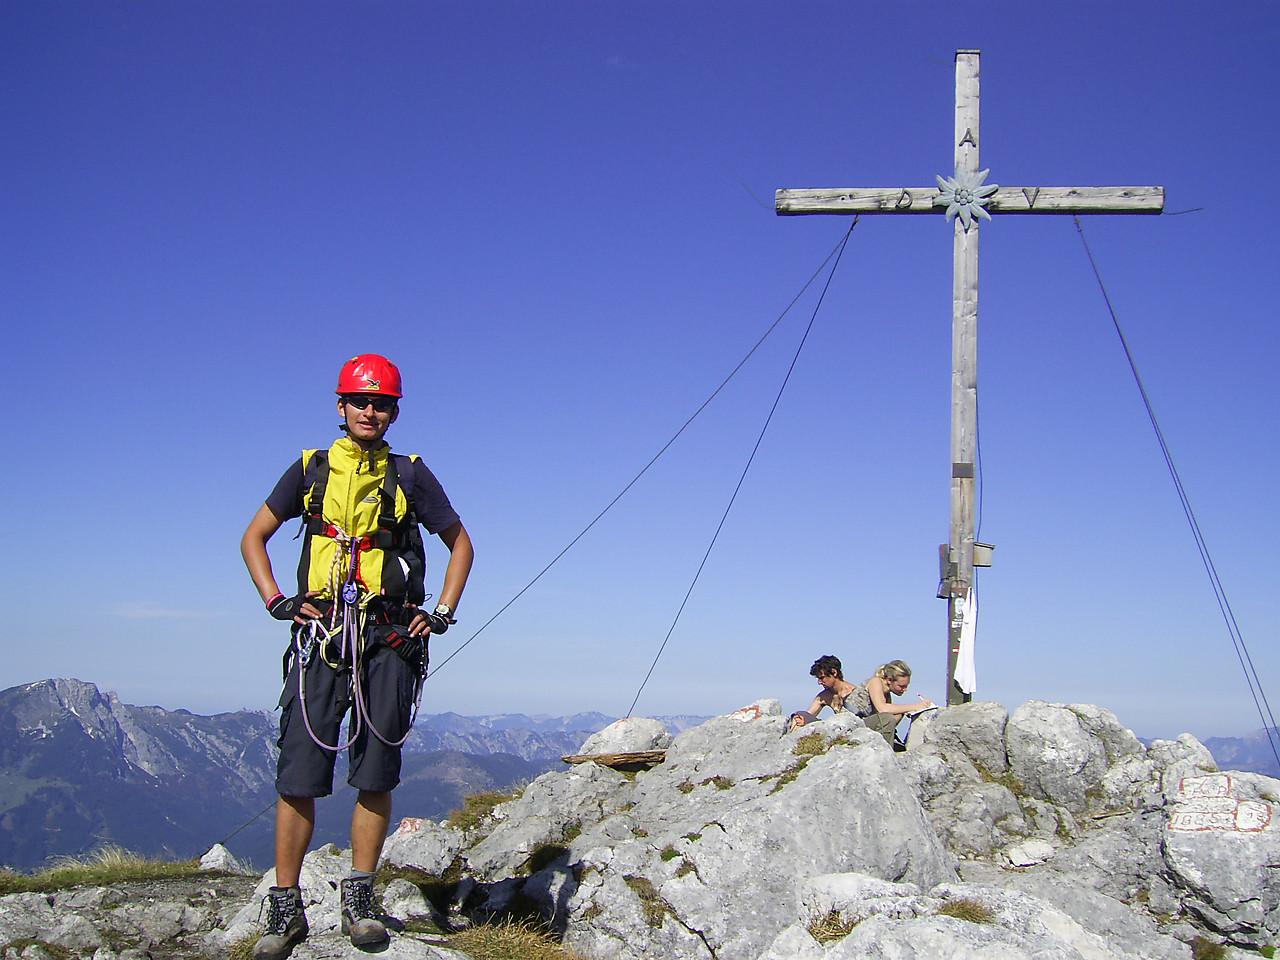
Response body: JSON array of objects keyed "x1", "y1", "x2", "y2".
[
  {"x1": 1075, "y1": 216, "x2": 1280, "y2": 771},
  {"x1": 293, "y1": 525, "x2": 427, "y2": 751}
]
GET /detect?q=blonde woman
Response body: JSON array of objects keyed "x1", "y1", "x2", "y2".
[{"x1": 863, "y1": 660, "x2": 934, "y2": 749}]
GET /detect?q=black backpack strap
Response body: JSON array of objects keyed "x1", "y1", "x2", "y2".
[
  {"x1": 295, "y1": 450, "x2": 328, "y2": 595},
  {"x1": 303, "y1": 450, "x2": 330, "y2": 534},
  {"x1": 376, "y1": 453, "x2": 401, "y2": 548},
  {"x1": 389, "y1": 455, "x2": 427, "y2": 606},
  {"x1": 395, "y1": 455, "x2": 422, "y2": 518}
]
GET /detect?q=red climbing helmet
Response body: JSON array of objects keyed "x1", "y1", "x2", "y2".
[{"x1": 336, "y1": 354, "x2": 403, "y2": 398}]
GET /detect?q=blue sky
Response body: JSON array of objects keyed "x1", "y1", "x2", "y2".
[{"x1": 4, "y1": 2, "x2": 1277, "y2": 741}]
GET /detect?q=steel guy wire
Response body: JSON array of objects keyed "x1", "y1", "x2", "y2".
[
  {"x1": 1075, "y1": 215, "x2": 1280, "y2": 770},
  {"x1": 625, "y1": 220, "x2": 858, "y2": 718},
  {"x1": 426, "y1": 226, "x2": 860, "y2": 680}
]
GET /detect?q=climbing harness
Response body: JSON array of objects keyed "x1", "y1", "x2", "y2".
[
  {"x1": 289, "y1": 520, "x2": 429, "y2": 754},
  {"x1": 278, "y1": 436, "x2": 439, "y2": 753}
]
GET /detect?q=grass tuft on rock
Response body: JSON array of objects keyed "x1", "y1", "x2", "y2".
[
  {"x1": 767, "y1": 758, "x2": 810, "y2": 794},
  {"x1": 0, "y1": 845, "x2": 209, "y2": 895},
  {"x1": 226, "y1": 933, "x2": 259, "y2": 960},
  {"x1": 1189, "y1": 936, "x2": 1227, "y2": 960},
  {"x1": 448, "y1": 918, "x2": 589, "y2": 960},
  {"x1": 519, "y1": 821, "x2": 582, "y2": 875},
  {"x1": 523, "y1": 843, "x2": 571, "y2": 876},
  {"x1": 5, "y1": 941, "x2": 74, "y2": 960},
  {"x1": 937, "y1": 897, "x2": 994, "y2": 924},
  {"x1": 807, "y1": 910, "x2": 857, "y2": 943},
  {"x1": 448, "y1": 789, "x2": 522, "y2": 832},
  {"x1": 793, "y1": 732, "x2": 827, "y2": 756},
  {"x1": 623, "y1": 874, "x2": 673, "y2": 927}
]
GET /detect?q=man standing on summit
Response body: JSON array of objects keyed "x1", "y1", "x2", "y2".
[{"x1": 241, "y1": 354, "x2": 474, "y2": 959}]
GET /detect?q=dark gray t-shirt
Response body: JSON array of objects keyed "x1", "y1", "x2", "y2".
[{"x1": 265, "y1": 452, "x2": 460, "y2": 535}]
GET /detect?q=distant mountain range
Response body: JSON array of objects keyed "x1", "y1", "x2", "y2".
[
  {"x1": 0, "y1": 678, "x2": 702, "y2": 873},
  {"x1": 1202, "y1": 728, "x2": 1280, "y2": 777}
]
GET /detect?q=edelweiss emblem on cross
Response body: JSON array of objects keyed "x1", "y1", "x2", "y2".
[{"x1": 934, "y1": 167, "x2": 998, "y2": 230}]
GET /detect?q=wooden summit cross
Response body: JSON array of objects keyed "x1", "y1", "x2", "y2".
[{"x1": 777, "y1": 50, "x2": 1164, "y2": 706}]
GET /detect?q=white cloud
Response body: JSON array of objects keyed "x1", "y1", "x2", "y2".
[{"x1": 112, "y1": 603, "x2": 229, "y2": 620}]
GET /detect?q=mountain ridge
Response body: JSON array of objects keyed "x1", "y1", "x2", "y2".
[{"x1": 0, "y1": 678, "x2": 702, "y2": 872}]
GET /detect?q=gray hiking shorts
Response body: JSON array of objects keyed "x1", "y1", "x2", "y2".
[{"x1": 275, "y1": 637, "x2": 418, "y2": 797}]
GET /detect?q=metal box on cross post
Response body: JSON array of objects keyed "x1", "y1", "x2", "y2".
[{"x1": 937, "y1": 541, "x2": 994, "y2": 597}]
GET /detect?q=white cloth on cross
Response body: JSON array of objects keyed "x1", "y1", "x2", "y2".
[{"x1": 955, "y1": 588, "x2": 978, "y2": 695}]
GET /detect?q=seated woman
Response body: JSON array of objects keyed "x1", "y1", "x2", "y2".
[
  {"x1": 863, "y1": 660, "x2": 934, "y2": 749},
  {"x1": 788, "y1": 655, "x2": 874, "y2": 731}
]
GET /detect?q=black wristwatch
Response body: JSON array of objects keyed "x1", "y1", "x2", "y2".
[{"x1": 427, "y1": 603, "x2": 456, "y2": 635}]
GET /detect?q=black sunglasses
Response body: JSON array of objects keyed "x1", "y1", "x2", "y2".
[{"x1": 341, "y1": 394, "x2": 397, "y2": 413}]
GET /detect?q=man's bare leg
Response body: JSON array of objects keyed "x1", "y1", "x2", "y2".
[
  {"x1": 275, "y1": 796, "x2": 315, "y2": 888},
  {"x1": 350, "y1": 790, "x2": 392, "y2": 872}
]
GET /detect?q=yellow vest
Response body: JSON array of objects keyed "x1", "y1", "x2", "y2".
[{"x1": 297, "y1": 438, "x2": 425, "y2": 603}]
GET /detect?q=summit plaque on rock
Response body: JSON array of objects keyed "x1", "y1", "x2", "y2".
[{"x1": 1169, "y1": 774, "x2": 1273, "y2": 833}]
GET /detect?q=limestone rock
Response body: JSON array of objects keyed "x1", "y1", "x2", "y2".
[
  {"x1": 381, "y1": 878, "x2": 440, "y2": 924},
  {"x1": 1004, "y1": 838, "x2": 1055, "y2": 866},
  {"x1": 722, "y1": 698, "x2": 783, "y2": 720},
  {"x1": 215, "y1": 841, "x2": 353, "y2": 952},
  {"x1": 563, "y1": 713, "x2": 955, "y2": 960},
  {"x1": 0, "y1": 892, "x2": 59, "y2": 945},
  {"x1": 381, "y1": 816, "x2": 466, "y2": 874},
  {"x1": 927, "y1": 780, "x2": 1028, "y2": 858},
  {"x1": 1034, "y1": 811, "x2": 1167, "y2": 903},
  {"x1": 46, "y1": 914, "x2": 106, "y2": 953},
  {"x1": 796, "y1": 872, "x2": 937, "y2": 925},
  {"x1": 577, "y1": 716, "x2": 672, "y2": 755},
  {"x1": 756, "y1": 923, "x2": 825, "y2": 960},
  {"x1": 972, "y1": 866, "x2": 1192, "y2": 960},
  {"x1": 463, "y1": 759, "x2": 635, "y2": 879},
  {"x1": 1151, "y1": 734, "x2": 1220, "y2": 798},
  {"x1": 199, "y1": 843, "x2": 252, "y2": 875},
  {"x1": 912, "y1": 699, "x2": 1010, "y2": 776},
  {"x1": 1007, "y1": 701, "x2": 1112, "y2": 814},
  {"x1": 1162, "y1": 770, "x2": 1280, "y2": 945},
  {"x1": 18, "y1": 698, "x2": 1279, "y2": 960}
]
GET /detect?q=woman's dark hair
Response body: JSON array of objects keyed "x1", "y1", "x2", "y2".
[{"x1": 810, "y1": 655, "x2": 843, "y2": 680}]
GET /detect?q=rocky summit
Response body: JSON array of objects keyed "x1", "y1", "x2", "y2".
[{"x1": 7, "y1": 698, "x2": 1280, "y2": 959}]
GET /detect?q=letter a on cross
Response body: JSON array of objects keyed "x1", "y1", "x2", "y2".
[{"x1": 776, "y1": 50, "x2": 1164, "y2": 706}]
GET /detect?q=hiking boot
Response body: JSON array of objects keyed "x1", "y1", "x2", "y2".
[
  {"x1": 253, "y1": 886, "x2": 308, "y2": 960},
  {"x1": 340, "y1": 877, "x2": 389, "y2": 947}
]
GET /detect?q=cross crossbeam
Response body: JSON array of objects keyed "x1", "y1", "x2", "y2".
[
  {"x1": 776, "y1": 50, "x2": 1164, "y2": 705},
  {"x1": 777, "y1": 186, "x2": 1164, "y2": 216}
]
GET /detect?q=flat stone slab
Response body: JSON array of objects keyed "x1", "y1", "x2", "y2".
[{"x1": 561, "y1": 750, "x2": 667, "y2": 769}]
